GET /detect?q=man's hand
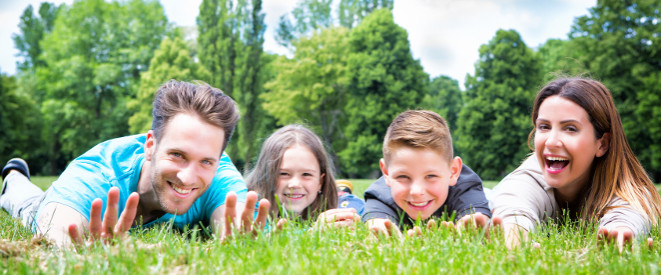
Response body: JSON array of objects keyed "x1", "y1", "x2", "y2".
[
  {"x1": 219, "y1": 191, "x2": 270, "y2": 240},
  {"x1": 597, "y1": 226, "x2": 635, "y2": 253},
  {"x1": 68, "y1": 187, "x2": 139, "y2": 247},
  {"x1": 367, "y1": 218, "x2": 402, "y2": 238},
  {"x1": 313, "y1": 208, "x2": 361, "y2": 231}
]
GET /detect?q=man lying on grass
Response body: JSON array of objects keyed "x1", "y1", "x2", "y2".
[
  {"x1": 362, "y1": 110, "x2": 491, "y2": 237},
  {"x1": 0, "y1": 80, "x2": 269, "y2": 248}
]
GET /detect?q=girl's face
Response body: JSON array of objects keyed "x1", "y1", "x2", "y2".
[
  {"x1": 534, "y1": 95, "x2": 609, "y2": 201},
  {"x1": 275, "y1": 144, "x2": 324, "y2": 214}
]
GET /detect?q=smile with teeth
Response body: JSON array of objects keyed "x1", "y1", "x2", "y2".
[
  {"x1": 169, "y1": 181, "x2": 193, "y2": 194},
  {"x1": 545, "y1": 156, "x2": 569, "y2": 171},
  {"x1": 408, "y1": 201, "x2": 431, "y2": 207},
  {"x1": 284, "y1": 193, "x2": 305, "y2": 199}
]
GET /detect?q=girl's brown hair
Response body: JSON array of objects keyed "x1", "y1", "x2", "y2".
[
  {"x1": 246, "y1": 124, "x2": 338, "y2": 220},
  {"x1": 529, "y1": 77, "x2": 661, "y2": 223}
]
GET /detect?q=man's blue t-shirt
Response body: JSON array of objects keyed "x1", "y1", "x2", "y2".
[{"x1": 33, "y1": 134, "x2": 247, "y2": 231}]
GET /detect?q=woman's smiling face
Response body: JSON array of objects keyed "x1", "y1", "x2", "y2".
[{"x1": 534, "y1": 95, "x2": 609, "y2": 201}]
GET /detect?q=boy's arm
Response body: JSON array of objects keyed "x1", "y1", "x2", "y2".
[{"x1": 446, "y1": 164, "x2": 491, "y2": 219}]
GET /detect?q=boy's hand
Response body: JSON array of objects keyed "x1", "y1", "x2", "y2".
[
  {"x1": 456, "y1": 213, "x2": 489, "y2": 232},
  {"x1": 367, "y1": 218, "x2": 402, "y2": 238},
  {"x1": 314, "y1": 208, "x2": 361, "y2": 231},
  {"x1": 407, "y1": 219, "x2": 456, "y2": 237},
  {"x1": 68, "y1": 187, "x2": 139, "y2": 248}
]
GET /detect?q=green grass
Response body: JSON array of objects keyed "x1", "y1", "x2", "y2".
[{"x1": 1, "y1": 177, "x2": 660, "y2": 274}]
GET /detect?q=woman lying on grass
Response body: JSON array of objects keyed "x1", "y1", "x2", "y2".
[
  {"x1": 490, "y1": 77, "x2": 661, "y2": 252},
  {"x1": 246, "y1": 124, "x2": 362, "y2": 230}
]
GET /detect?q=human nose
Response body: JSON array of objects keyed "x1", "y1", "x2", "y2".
[
  {"x1": 544, "y1": 129, "x2": 563, "y2": 148},
  {"x1": 287, "y1": 176, "x2": 301, "y2": 188},
  {"x1": 410, "y1": 181, "x2": 425, "y2": 197},
  {"x1": 177, "y1": 163, "x2": 197, "y2": 185}
]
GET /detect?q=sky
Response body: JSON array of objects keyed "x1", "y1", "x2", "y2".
[{"x1": 0, "y1": 0, "x2": 596, "y2": 87}]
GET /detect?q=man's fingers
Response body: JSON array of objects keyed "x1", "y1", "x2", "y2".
[
  {"x1": 68, "y1": 224, "x2": 84, "y2": 246},
  {"x1": 223, "y1": 191, "x2": 238, "y2": 239},
  {"x1": 89, "y1": 198, "x2": 104, "y2": 240},
  {"x1": 102, "y1": 187, "x2": 121, "y2": 239},
  {"x1": 114, "y1": 192, "x2": 139, "y2": 236},
  {"x1": 254, "y1": 199, "x2": 270, "y2": 231},
  {"x1": 241, "y1": 191, "x2": 259, "y2": 232}
]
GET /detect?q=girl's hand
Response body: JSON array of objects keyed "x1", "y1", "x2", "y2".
[{"x1": 314, "y1": 208, "x2": 361, "y2": 231}]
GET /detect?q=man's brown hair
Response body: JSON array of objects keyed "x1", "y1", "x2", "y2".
[
  {"x1": 383, "y1": 110, "x2": 453, "y2": 164},
  {"x1": 151, "y1": 80, "x2": 239, "y2": 153}
]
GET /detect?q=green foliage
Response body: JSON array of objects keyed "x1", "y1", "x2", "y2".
[
  {"x1": 537, "y1": 38, "x2": 587, "y2": 83},
  {"x1": 569, "y1": 0, "x2": 661, "y2": 179},
  {"x1": 275, "y1": 0, "x2": 333, "y2": 47},
  {"x1": 263, "y1": 27, "x2": 350, "y2": 171},
  {"x1": 420, "y1": 75, "x2": 463, "y2": 155},
  {"x1": 127, "y1": 36, "x2": 209, "y2": 134},
  {"x1": 33, "y1": 0, "x2": 168, "y2": 173},
  {"x1": 0, "y1": 72, "x2": 44, "y2": 174},
  {"x1": 341, "y1": 9, "x2": 429, "y2": 177},
  {"x1": 12, "y1": 2, "x2": 60, "y2": 70},
  {"x1": 338, "y1": 0, "x2": 394, "y2": 28},
  {"x1": 197, "y1": 0, "x2": 273, "y2": 171},
  {"x1": 457, "y1": 29, "x2": 542, "y2": 180}
]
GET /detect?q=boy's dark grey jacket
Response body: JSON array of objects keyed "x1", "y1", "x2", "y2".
[{"x1": 362, "y1": 164, "x2": 491, "y2": 228}]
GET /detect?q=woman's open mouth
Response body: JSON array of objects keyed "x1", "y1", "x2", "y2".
[{"x1": 545, "y1": 156, "x2": 569, "y2": 174}]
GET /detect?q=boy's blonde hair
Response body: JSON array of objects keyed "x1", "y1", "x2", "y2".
[{"x1": 383, "y1": 110, "x2": 453, "y2": 164}]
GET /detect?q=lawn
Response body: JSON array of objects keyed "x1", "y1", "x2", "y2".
[{"x1": 1, "y1": 177, "x2": 660, "y2": 274}]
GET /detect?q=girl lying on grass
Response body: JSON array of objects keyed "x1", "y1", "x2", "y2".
[
  {"x1": 490, "y1": 77, "x2": 661, "y2": 252},
  {"x1": 246, "y1": 124, "x2": 363, "y2": 230}
]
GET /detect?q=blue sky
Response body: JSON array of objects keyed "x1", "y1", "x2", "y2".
[{"x1": 0, "y1": 0, "x2": 595, "y2": 87}]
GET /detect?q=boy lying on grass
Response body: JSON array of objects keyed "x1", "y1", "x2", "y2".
[{"x1": 363, "y1": 110, "x2": 491, "y2": 237}]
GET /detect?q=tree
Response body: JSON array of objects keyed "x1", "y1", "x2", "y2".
[
  {"x1": 275, "y1": 0, "x2": 393, "y2": 47},
  {"x1": 340, "y1": 9, "x2": 429, "y2": 177},
  {"x1": 35, "y1": 0, "x2": 168, "y2": 173},
  {"x1": 569, "y1": 0, "x2": 661, "y2": 179},
  {"x1": 0, "y1": 72, "x2": 44, "y2": 174},
  {"x1": 456, "y1": 29, "x2": 542, "y2": 180},
  {"x1": 275, "y1": 0, "x2": 333, "y2": 47},
  {"x1": 420, "y1": 75, "x2": 463, "y2": 155},
  {"x1": 536, "y1": 38, "x2": 589, "y2": 83},
  {"x1": 263, "y1": 27, "x2": 350, "y2": 172},
  {"x1": 128, "y1": 36, "x2": 209, "y2": 134},
  {"x1": 12, "y1": 2, "x2": 60, "y2": 71},
  {"x1": 197, "y1": 0, "x2": 271, "y2": 171},
  {"x1": 338, "y1": 0, "x2": 393, "y2": 28}
]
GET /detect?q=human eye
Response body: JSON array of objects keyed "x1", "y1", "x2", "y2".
[
  {"x1": 565, "y1": 125, "x2": 578, "y2": 132},
  {"x1": 425, "y1": 174, "x2": 439, "y2": 180},
  {"x1": 279, "y1": 171, "x2": 290, "y2": 177},
  {"x1": 170, "y1": 152, "x2": 183, "y2": 159},
  {"x1": 201, "y1": 159, "x2": 215, "y2": 166},
  {"x1": 536, "y1": 123, "x2": 550, "y2": 131}
]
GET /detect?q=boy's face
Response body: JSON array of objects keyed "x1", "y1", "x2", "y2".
[{"x1": 380, "y1": 147, "x2": 462, "y2": 220}]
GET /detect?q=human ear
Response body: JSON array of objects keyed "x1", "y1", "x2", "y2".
[
  {"x1": 379, "y1": 158, "x2": 391, "y2": 187},
  {"x1": 448, "y1": 156, "x2": 463, "y2": 187},
  {"x1": 145, "y1": 130, "x2": 156, "y2": 161},
  {"x1": 595, "y1": 133, "x2": 610, "y2": 158}
]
